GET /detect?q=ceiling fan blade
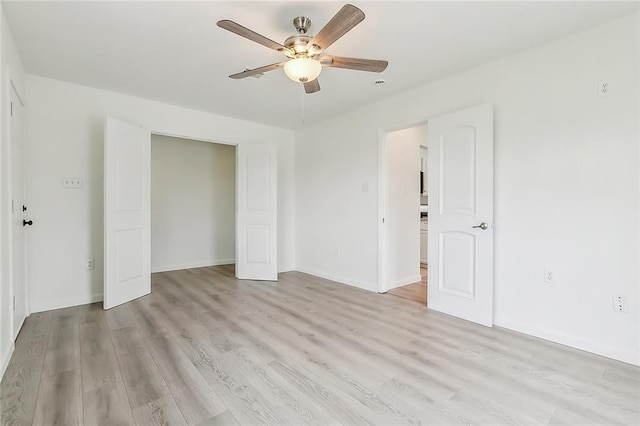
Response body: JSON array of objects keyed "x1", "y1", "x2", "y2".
[
  {"x1": 217, "y1": 20, "x2": 293, "y2": 57},
  {"x1": 320, "y1": 55, "x2": 388, "y2": 72},
  {"x1": 308, "y1": 4, "x2": 365, "y2": 53},
  {"x1": 229, "y1": 62, "x2": 285, "y2": 79},
  {"x1": 304, "y1": 79, "x2": 321, "y2": 94}
]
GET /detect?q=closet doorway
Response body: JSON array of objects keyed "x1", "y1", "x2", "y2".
[{"x1": 150, "y1": 135, "x2": 236, "y2": 274}]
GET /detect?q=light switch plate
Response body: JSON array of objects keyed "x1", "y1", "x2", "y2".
[{"x1": 63, "y1": 177, "x2": 83, "y2": 189}]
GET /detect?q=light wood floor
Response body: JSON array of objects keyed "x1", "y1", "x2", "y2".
[
  {"x1": 388, "y1": 266, "x2": 427, "y2": 305},
  {"x1": 1, "y1": 265, "x2": 639, "y2": 425}
]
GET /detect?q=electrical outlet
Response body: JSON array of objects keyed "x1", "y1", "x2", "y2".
[
  {"x1": 86, "y1": 258, "x2": 94, "y2": 270},
  {"x1": 612, "y1": 295, "x2": 628, "y2": 313},
  {"x1": 599, "y1": 81, "x2": 609, "y2": 96},
  {"x1": 544, "y1": 269, "x2": 554, "y2": 283}
]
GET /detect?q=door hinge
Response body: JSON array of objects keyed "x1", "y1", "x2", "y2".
[
  {"x1": 382, "y1": 218, "x2": 385, "y2": 224},
  {"x1": 13, "y1": 297, "x2": 16, "y2": 311},
  {"x1": 10, "y1": 102, "x2": 13, "y2": 117}
]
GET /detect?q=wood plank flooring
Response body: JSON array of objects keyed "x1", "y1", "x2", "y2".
[
  {"x1": 1, "y1": 265, "x2": 639, "y2": 425},
  {"x1": 387, "y1": 266, "x2": 427, "y2": 305}
]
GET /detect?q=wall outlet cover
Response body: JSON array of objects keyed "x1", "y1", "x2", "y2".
[
  {"x1": 612, "y1": 295, "x2": 628, "y2": 313},
  {"x1": 544, "y1": 269, "x2": 554, "y2": 283}
]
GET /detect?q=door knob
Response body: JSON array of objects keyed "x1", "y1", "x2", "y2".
[
  {"x1": 23, "y1": 220, "x2": 33, "y2": 226},
  {"x1": 472, "y1": 222, "x2": 488, "y2": 230}
]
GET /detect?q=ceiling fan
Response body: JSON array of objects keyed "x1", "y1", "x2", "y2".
[{"x1": 217, "y1": 4, "x2": 388, "y2": 94}]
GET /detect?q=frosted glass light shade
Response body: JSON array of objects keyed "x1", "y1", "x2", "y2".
[{"x1": 283, "y1": 57, "x2": 322, "y2": 83}]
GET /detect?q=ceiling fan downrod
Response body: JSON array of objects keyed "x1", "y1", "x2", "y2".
[{"x1": 293, "y1": 16, "x2": 312, "y2": 34}]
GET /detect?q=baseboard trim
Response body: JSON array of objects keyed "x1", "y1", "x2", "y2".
[
  {"x1": 494, "y1": 316, "x2": 639, "y2": 366},
  {"x1": 278, "y1": 265, "x2": 295, "y2": 273},
  {"x1": 13, "y1": 315, "x2": 26, "y2": 341},
  {"x1": 383, "y1": 275, "x2": 422, "y2": 293},
  {"x1": 151, "y1": 259, "x2": 235, "y2": 273},
  {"x1": 1, "y1": 340, "x2": 15, "y2": 381},
  {"x1": 31, "y1": 293, "x2": 104, "y2": 314},
  {"x1": 294, "y1": 266, "x2": 375, "y2": 292}
]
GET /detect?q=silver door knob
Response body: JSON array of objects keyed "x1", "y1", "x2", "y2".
[{"x1": 472, "y1": 222, "x2": 489, "y2": 230}]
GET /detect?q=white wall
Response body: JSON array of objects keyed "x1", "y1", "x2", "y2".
[
  {"x1": 296, "y1": 14, "x2": 639, "y2": 364},
  {"x1": 26, "y1": 75, "x2": 295, "y2": 313},
  {"x1": 151, "y1": 134, "x2": 235, "y2": 272},
  {"x1": 0, "y1": 8, "x2": 27, "y2": 378},
  {"x1": 384, "y1": 126, "x2": 423, "y2": 290}
]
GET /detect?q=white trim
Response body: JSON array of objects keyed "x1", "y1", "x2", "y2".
[
  {"x1": 0, "y1": 342, "x2": 16, "y2": 379},
  {"x1": 30, "y1": 293, "x2": 103, "y2": 314},
  {"x1": 295, "y1": 266, "x2": 374, "y2": 292},
  {"x1": 636, "y1": 9, "x2": 640, "y2": 368},
  {"x1": 382, "y1": 275, "x2": 423, "y2": 293},
  {"x1": 13, "y1": 315, "x2": 25, "y2": 338},
  {"x1": 151, "y1": 259, "x2": 234, "y2": 273},
  {"x1": 494, "y1": 316, "x2": 639, "y2": 366},
  {"x1": 9, "y1": 79, "x2": 29, "y2": 340},
  {"x1": 0, "y1": 341, "x2": 15, "y2": 380},
  {"x1": 277, "y1": 265, "x2": 295, "y2": 273},
  {"x1": 377, "y1": 129, "x2": 387, "y2": 293},
  {"x1": 9, "y1": 80, "x2": 24, "y2": 107}
]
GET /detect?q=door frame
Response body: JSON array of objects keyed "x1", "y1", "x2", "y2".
[
  {"x1": 377, "y1": 120, "x2": 428, "y2": 294},
  {"x1": 377, "y1": 108, "x2": 495, "y2": 320},
  {"x1": 3, "y1": 67, "x2": 29, "y2": 341},
  {"x1": 148, "y1": 133, "x2": 237, "y2": 274},
  {"x1": 147, "y1": 132, "x2": 239, "y2": 277},
  {"x1": 149, "y1": 132, "x2": 278, "y2": 280},
  {"x1": 9, "y1": 80, "x2": 28, "y2": 337}
]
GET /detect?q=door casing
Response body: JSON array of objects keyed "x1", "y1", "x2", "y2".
[
  {"x1": 378, "y1": 121, "x2": 428, "y2": 295},
  {"x1": 378, "y1": 106, "x2": 494, "y2": 327},
  {"x1": 8, "y1": 78, "x2": 29, "y2": 340}
]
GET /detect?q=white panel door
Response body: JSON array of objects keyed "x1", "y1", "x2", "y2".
[
  {"x1": 11, "y1": 87, "x2": 28, "y2": 337},
  {"x1": 427, "y1": 105, "x2": 494, "y2": 326},
  {"x1": 104, "y1": 117, "x2": 151, "y2": 309},
  {"x1": 236, "y1": 143, "x2": 277, "y2": 281}
]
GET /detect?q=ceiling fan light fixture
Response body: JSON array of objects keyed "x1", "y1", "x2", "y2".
[{"x1": 283, "y1": 57, "x2": 322, "y2": 83}]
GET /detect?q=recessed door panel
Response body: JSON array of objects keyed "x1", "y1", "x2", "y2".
[
  {"x1": 439, "y1": 231, "x2": 476, "y2": 299},
  {"x1": 246, "y1": 224, "x2": 270, "y2": 264},
  {"x1": 246, "y1": 152, "x2": 270, "y2": 211},
  {"x1": 116, "y1": 229, "x2": 144, "y2": 283},
  {"x1": 116, "y1": 137, "x2": 145, "y2": 211},
  {"x1": 439, "y1": 126, "x2": 476, "y2": 216}
]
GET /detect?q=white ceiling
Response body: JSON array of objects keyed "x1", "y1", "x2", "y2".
[{"x1": 3, "y1": 1, "x2": 638, "y2": 129}]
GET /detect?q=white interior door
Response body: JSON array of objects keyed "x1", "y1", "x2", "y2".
[
  {"x1": 11, "y1": 86, "x2": 28, "y2": 337},
  {"x1": 427, "y1": 105, "x2": 494, "y2": 326},
  {"x1": 104, "y1": 117, "x2": 151, "y2": 309},
  {"x1": 236, "y1": 143, "x2": 277, "y2": 281}
]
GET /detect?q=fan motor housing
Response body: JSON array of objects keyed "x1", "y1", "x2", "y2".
[{"x1": 284, "y1": 34, "x2": 312, "y2": 55}]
